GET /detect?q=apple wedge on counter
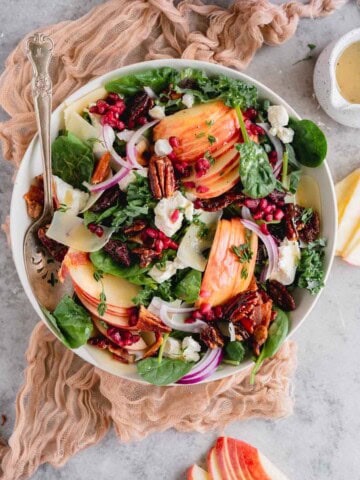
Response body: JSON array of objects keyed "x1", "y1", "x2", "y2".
[
  {"x1": 187, "y1": 437, "x2": 288, "y2": 480},
  {"x1": 335, "y1": 168, "x2": 360, "y2": 266}
]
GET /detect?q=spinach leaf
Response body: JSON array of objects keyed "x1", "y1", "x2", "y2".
[
  {"x1": 83, "y1": 204, "x2": 119, "y2": 226},
  {"x1": 41, "y1": 305, "x2": 71, "y2": 348},
  {"x1": 174, "y1": 269, "x2": 202, "y2": 303},
  {"x1": 288, "y1": 169, "x2": 301, "y2": 194},
  {"x1": 289, "y1": 119, "x2": 327, "y2": 168},
  {"x1": 137, "y1": 357, "x2": 193, "y2": 386},
  {"x1": 235, "y1": 106, "x2": 276, "y2": 199},
  {"x1": 250, "y1": 307, "x2": 289, "y2": 384},
  {"x1": 42, "y1": 296, "x2": 92, "y2": 349},
  {"x1": 90, "y1": 250, "x2": 155, "y2": 286},
  {"x1": 225, "y1": 341, "x2": 245, "y2": 363},
  {"x1": 296, "y1": 238, "x2": 326, "y2": 294},
  {"x1": 132, "y1": 279, "x2": 175, "y2": 307},
  {"x1": 236, "y1": 142, "x2": 277, "y2": 198},
  {"x1": 105, "y1": 67, "x2": 175, "y2": 95},
  {"x1": 132, "y1": 285, "x2": 155, "y2": 307},
  {"x1": 52, "y1": 132, "x2": 94, "y2": 189}
]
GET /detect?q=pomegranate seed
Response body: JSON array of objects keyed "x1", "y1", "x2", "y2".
[
  {"x1": 88, "y1": 223, "x2": 104, "y2": 237},
  {"x1": 89, "y1": 105, "x2": 99, "y2": 114},
  {"x1": 167, "y1": 240, "x2": 179, "y2": 250},
  {"x1": 168, "y1": 151, "x2": 177, "y2": 161},
  {"x1": 265, "y1": 214, "x2": 273, "y2": 222},
  {"x1": 196, "y1": 185, "x2": 209, "y2": 193},
  {"x1": 213, "y1": 306, "x2": 223, "y2": 318},
  {"x1": 259, "y1": 198, "x2": 268, "y2": 210},
  {"x1": 204, "y1": 310, "x2": 215, "y2": 321},
  {"x1": 274, "y1": 209, "x2": 285, "y2": 221},
  {"x1": 277, "y1": 200, "x2": 285, "y2": 207},
  {"x1": 96, "y1": 100, "x2": 108, "y2": 114},
  {"x1": 129, "y1": 308, "x2": 138, "y2": 326},
  {"x1": 253, "y1": 210, "x2": 264, "y2": 220},
  {"x1": 199, "y1": 303, "x2": 211, "y2": 314},
  {"x1": 170, "y1": 209, "x2": 180, "y2": 223},
  {"x1": 244, "y1": 108, "x2": 258, "y2": 120},
  {"x1": 264, "y1": 204, "x2": 276, "y2": 214},
  {"x1": 260, "y1": 223, "x2": 270, "y2": 235},
  {"x1": 155, "y1": 239, "x2": 164, "y2": 253},
  {"x1": 137, "y1": 116, "x2": 148, "y2": 126},
  {"x1": 182, "y1": 181, "x2": 196, "y2": 189},
  {"x1": 185, "y1": 317, "x2": 196, "y2": 324},
  {"x1": 192, "y1": 311, "x2": 203, "y2": 320},
  {"x1": 107, "y1": 93, "x2": 120, "y2": 103},
  {"x1": 145, "y1": 228, "x2": 158, "y2": 239},
  {"x1": 169, "y1": 136, "x2": 180, "y2": 148},
  {"x1": 200, "y1": 289, "x2": 211, "y2": 298},
  {"x1": 268, "y1": 150, "x2": 278, "y2": 164},
  {"x1": 244, "y1": 198, "x2": 260, "y2": 210}
]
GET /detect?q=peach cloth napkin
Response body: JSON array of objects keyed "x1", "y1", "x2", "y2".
[{"x1": 0, "y1": 1, "x2": 345, "y2": 479}]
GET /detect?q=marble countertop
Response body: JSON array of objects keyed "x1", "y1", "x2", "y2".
[{"x1": 1, "y1": 1, "x2": 360, "y2": 479}]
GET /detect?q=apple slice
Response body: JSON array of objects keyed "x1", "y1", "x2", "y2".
[
  {"x1": 190, "y1": 164, "x2": 240, "y2": 199},
  {"x1": 335, "y1": 168, "x2": 360, "y2": 225},
  {"x1": 207, "y1": 447, "x2": 225, "y2": 480},
  {"x1": 198, "y1": 219, "x2": 253, "y2": 306},
  {"x1": 187, "y1": 464, "x2": 210, "y2": 480},
  {"x1": 153, "y1": 101, "x2": 239, "y2": 162},
  {"x1": 258, "y1": 453, "x2": 289, "y2": 480},
  {"x1": 186, "y1": 148, "x2": 239, "y2": 184},
  {"x1": 215, "y1": 437, "x2": 241, "y2": 480}
]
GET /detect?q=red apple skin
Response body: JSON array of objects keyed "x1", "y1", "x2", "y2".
[
  {"x1": 235, "y1": 440, "x2": 271, "y2": 480},
  {"x1": 215, "y1": 437, "x2": 239, "y2": 480},
  {"x1": 207, "y1": 447, "x2": 225, "y2": 480},
  {"x1": 226, "y1": 438, "x2": 249, "y2": 480}
]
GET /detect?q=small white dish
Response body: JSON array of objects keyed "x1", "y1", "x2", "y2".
[
  {"x1": 314, "y1": 28, "x2": 360, "y2": 128},
  {"x1": 11, "y1": 59, "x2": 337, "y2": 385}
]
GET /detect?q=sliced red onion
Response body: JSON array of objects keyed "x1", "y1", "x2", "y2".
[
  {"x1": 240, "y1": 219, "x2": 279, "y2": 280},
  {"x1": 126, "y1": 119, "x2": 159, "y2": 169},
  {"x1": 148, "y1": 297, "x2": 206, "y2": 333},
  {"x1": 83, "y1": 167, "x2": 128, "y2": 193},
  {"x1": 102, "y1": 125, "x2": 131, "y2": 170},
  {"x1": 257, "y1": 122, "x2": 283, "y2": 177},
  {"x1": 144, "y1": 86, "x2": 157, "y2": 99},
  {"x1": 177, "y1": 348, "x2": 223, "y2": 384},
  {"x1": 241, "y1": 206, "x2": 253, "y2": 221}
]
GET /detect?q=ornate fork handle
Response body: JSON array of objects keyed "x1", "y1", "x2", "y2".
[{"x1": 26, "y1": 33, "x2": 54, "y2": 216}]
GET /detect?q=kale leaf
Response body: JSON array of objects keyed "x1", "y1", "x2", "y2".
[{"x1": 296, "y1": 238, "x2": 326, "y2": 294}]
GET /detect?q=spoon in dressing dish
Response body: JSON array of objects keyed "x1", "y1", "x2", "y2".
[{"x1": 23, "y1": 33, "x2": 73, "y2": 311}]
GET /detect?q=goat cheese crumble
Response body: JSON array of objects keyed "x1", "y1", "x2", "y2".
[
  {"x1": 154, "y1": 138, "x2": 172, "y2": 157},
  {"x1": 148, "y1": 258, "x2": 186, "y2": 283},
  {"x1": 163, "y1": 336, "x2": 201, "y2": 362},
  {"x1": 154, "y1": 191, "x2": 194, "y2": 237},
  {"x1": 271, "y1": 238, "x2": 301, "y2": 286},
  {"x1": 53, "y1": 175, "x2": 89, "y2": 214},
  {"x1": 268, "y1": 105, "x2": 294, "y2": 144}
]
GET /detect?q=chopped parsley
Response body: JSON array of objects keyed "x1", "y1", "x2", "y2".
[
  {"x1": 195, "y1": 131, "x2": 205, "y2": 138},
  {"x1": 204, "y1": 150, "x2": 216, "y2": 166},
  {"x1": 93, "y1": 270, "x2": 107, "y2": 316},
  {"x1": 241, "y1": 268, "x2": 248, "y2": 280},
  {"x1": 296, "y1": 238, "x2": 326, "y2": 295},
  {"x1": 193, "y1": 215, "x2": 210, "y2": 239},
  {"x1": 57, "y1": 203, "x2": 69, "y2": 213},
  {"x1": 231, "y1": 230, "x2": 253, "y2": 264},
  {"x1": 205, "y1": 119, "x2": 215, "y2": 126},
  {"x1": 300, "y1": 207, "x2": 313, "y2": 225},
  {"x1": 208, "y1": 135, "x2": 217, "y2": 145}
]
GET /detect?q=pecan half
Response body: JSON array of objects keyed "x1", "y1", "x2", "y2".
[
  {"x1": 267, "y1": 280, "x2": 296, "y2": 311},
  {"x1": 88, "y1": 335, "x2": 135, "y2": 364},
  {"x1": 123, "y1": 219, "x2": 147, "y2": 237},
  {"x1": 136, "y1": 305, "x2": 171, "y2": 333},
  {"x1": 194, "y1": 191, "x2": 245, "y2": 212},
  {"x1": 200, "y1": 323, "x2": 225, "y2": 349},
  {"x1": 103, "y1": 239, "x2": 131, "y2": 267},
  {"x1": 222, "y1": 290, "x2": 259, "y2": 330},
  {"x1": 132, "y1": 246, "x2": 161, "y2": 267},
  {"x1": 148, "y1": 155, "x2": 176, "y2": 199}
]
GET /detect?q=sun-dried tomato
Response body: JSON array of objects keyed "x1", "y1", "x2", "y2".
[
  {"x1": 194, "y1": 190, "x2": 245, "y2": 211},
  {"x1": 127, "y1": 92, "x2": 154, "y2": 129},
  {"x1": 103, "y1": 239, "x2": 131, "y2": 267},
  {"x1": 37, "y1": 226, "x2": 68, "y2": 262},
  {"x1": 90, "y1": 185, "x2": 123, "y2": 213}
]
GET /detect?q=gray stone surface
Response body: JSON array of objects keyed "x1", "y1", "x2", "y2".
[{"x1": 0, "y1": 1, "x2": 360, "y2": 479}]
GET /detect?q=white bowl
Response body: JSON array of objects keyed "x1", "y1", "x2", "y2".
[{"x1": 10, "y1": 59, "x2": 337, "y2": 385}]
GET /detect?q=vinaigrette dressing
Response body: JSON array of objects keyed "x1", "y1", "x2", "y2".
[{"x1": 336, "y1": 41, "x2": 360, "y2": 104}]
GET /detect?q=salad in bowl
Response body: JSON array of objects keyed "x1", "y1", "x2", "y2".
[{"x1": 20, "y1": 61, "x2": 333, "y2": 386}]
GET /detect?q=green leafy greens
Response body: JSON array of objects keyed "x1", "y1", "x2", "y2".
[
  {"x1": 52, "y1": 132, "x2": 94, "y2": 189},
  {"x1": 137, "y1": 332, "x2": 192, "y2": 385},
  {"x1": 289, "y1": 118, "x2": 327, "y2": 168},
  {"x1": 174, "y1": 269, "x2": 202, "y2": 303},
  {"x1": 235, "y1": 106, "x2": 276, "y2": 198},
  {"x1": 296, "y1": 238, "x2": 326, "y2": 294},
  {"x1": 224, "y1": 341, "x2": 246, "y2": 365},
  {"x1": 250, "y1": 307, "x2": 289, "y2": 384},
  {"x1": 105, "y1": 67, "x2": 175, "y2": 95},
  {"x1": 42, "y1": 296, "x2": 92, "y2": 349}
]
